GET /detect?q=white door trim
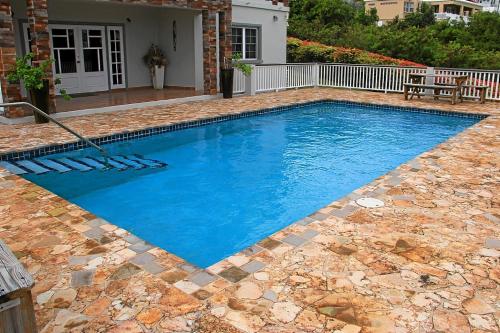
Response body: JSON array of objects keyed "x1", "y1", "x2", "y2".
[{"x1": 106, "y1": 26, "x2": 126, "y2": 89}]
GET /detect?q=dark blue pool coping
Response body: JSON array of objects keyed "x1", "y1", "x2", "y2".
[{"x1": 0, "y1": 99, "x2": 488, "y2": 162}]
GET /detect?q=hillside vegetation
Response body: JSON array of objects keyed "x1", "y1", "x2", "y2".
[
  {"x1": 288, "y1": 0, "x2": 500, "y2": 69},
  {"x1": 287, "y1": 37, "x2": 424, "y2": 66}
]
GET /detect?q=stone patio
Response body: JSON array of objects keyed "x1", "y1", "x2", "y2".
[{"x1": 0, "y1": 88, "x2": 498, "y2": 332}]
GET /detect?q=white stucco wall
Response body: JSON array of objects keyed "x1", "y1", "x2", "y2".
[
  {"x1": 158, "y1": 10, "x2": 199, "y2": 88},
  {"x1": 232, "y1": 0, "x2": 289, "y2": 64},
  {"x1": 11, "y1": 0, "x2": 199, "y2": 89}
]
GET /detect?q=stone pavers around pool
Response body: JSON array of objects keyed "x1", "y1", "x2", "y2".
[{"x1": 0, "y1": 88, "x2": 499, "y2": 332}]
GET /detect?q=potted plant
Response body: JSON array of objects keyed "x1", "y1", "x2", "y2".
[
  {"x1": 7, "y1": 53, "x2": 70, "y2": 124},
  {"x1": 143, "y1": 44, "x2": 168, "y2": 90},
  {"x1": 220, "y1": 53, "x2": 253, "y2": 99}
]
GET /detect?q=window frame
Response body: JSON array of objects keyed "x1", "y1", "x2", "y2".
[
  {"x1": 231, "y1": 25, "x2": 261, "y2": 63},
  {"x1": 404, "y1": 1, "x2": 415, "y2": 13}
]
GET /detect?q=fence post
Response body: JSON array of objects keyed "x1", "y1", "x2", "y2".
[
  {"x1": 425, "y1": 67, "x2": 435, "y2": 96},
  {"x1": 245, "y1": 65, "x2": 256, "y2": 96},
  {"x1": 314, "y1": 63, "x2": 320, "y2": 87}
]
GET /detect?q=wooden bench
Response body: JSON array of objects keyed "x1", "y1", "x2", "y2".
[
  {"x1": 0, "y1": 240, "x2": 37, "y2": 333},
  {"x1": 403, "y1": 83, "x2": 458, "y2": 105},
  {"x1": 462, "y1": 84, "x2": 489, "y2": 104}
]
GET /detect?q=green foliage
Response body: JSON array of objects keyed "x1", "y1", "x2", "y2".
[
  {"x1": 7, "y1": 53, "x2": 72, "y2": 100},
  {"x1": 232, "y1": 53, "x2": 253, "y2": 76},
  {"x1": 288, "y1": 0, "x2": 500, "y2": 70},
  {"x1": 7, "y1": 53, "x2": 51, "y2": 91}
]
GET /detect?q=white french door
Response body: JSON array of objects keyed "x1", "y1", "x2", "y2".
[
  {"x1": 23, "y1": 23, "x2": 115, "y2": 95},
  {"x1": 107, "y1": 26, "x2": 126, "y2": 89},
  {"x1": 49, "y1": 25, "x2": 109, "y2": 94}
]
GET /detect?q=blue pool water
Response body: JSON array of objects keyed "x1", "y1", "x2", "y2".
[{"x1": 24, "y1": 102, "x2": 479, "y2": 268}]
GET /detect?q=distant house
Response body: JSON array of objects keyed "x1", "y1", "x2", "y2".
[
  {"x1": 364, "y1": 0, "x2": 482, "y2": 24},
  {"x1": 0, "y1": 0, "x2": 289, "y2": 118}
]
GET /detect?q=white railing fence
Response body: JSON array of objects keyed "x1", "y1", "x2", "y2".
[
  {"x1": 319, "y1": 64, "x2": 427, "y2": 93},
  {"x1": 236, "y1": 63, "x2": 500, "y2": 102},
  {"x1": 233, "y1": 68, "x2": 246, "y2": 94},
  {"x1": 435, "y1": 67, "x2": 500, "y2": 101}
]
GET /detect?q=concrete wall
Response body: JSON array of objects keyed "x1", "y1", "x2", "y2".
[
  {"x1": 232, "y1": 0, "x2": 288, "y2": 64},
  {"x1": 11, "y1": 0, "x2": 198, "y2": 89},
  {"x1": 158, "y1": 9, "x2": 199, "y2": 88}
]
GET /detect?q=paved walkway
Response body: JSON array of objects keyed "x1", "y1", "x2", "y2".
[{"x1": 0, "y1": 88, "x2": 498, "y2": 332}]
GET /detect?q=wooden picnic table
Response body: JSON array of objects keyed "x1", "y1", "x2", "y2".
[{"x1": 408, "y1": 73, "x2": 469, "y2": 103}]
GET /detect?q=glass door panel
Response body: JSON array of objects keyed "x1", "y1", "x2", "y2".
[
  {"x1": 51, "y1": 28, "x2": 77, "y2": 74},
  {"x1": 81, "y1": 29, "x2": 104, "y2": 73}
]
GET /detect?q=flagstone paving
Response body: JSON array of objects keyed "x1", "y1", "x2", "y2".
[{"x1": 0, "y1": 88, "x2": 498, "y2": 332}]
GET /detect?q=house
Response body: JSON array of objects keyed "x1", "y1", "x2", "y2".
[
  {"x1": 364, "y1": 0, "x2": 421, "y2": 23},
  {"x1": 0, "y1": 0, "x2": 289, "y2": 119},
  {"x1": 364, "y1": 0, "x2": 482, "y2": 24},
  {"x1": 423, "y1": 0, "x2": 483, "y2": 21},
  {"x1": 479, "y1": 0, "x2": 500, "y2": 12}
]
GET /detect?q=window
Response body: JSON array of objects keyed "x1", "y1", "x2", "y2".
[
  {"x1": 232, "y1": 26, "x2": 259, "y2": 60},
  {"x1": 404, "y1": 1, "x2": 415, "y2": 12}
]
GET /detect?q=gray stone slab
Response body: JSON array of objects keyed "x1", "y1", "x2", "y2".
[
  {"x1": 178, "y1": 263, "x2": 199, "y2": 273},
  {"x1": 241, "y1": 260, "x2": 266, "y2": 273},
  {"x1": 263, "y1": 289, "x2": 277, "y2": 302},
  {"x1": 296, "y1": 217, "x2": 315, "y2": 226},
  {"x1": 485, "y1": 239, "x2": 500, "y2": 249},
  {"x1": 129, "y1": 252, "x2": 156, "y2": 266},
  {"x1": 88, "y1": 218, "x2": 107, "y2": 228},
  {"x1": 189, "y1": 271, "x2": 217, "y2": 287},
  {"x1": 281, "y1": 234, "x2": 307, "y2": 247},
  {"x1": 128, "y1": 241, "x2": 154, "y2": 254},
  {"x1": 83, "y1": 227, "x2": 105, "y2": 240},
  {"x1": 330, "y1": 205, "x2": 358, "y2": 218},
  {"x1": 300, "y1": 229, "x2": 319, "y2": 240},
  {"x1": 142, "y1": 261, "x2": 166, "y2": 275},
  {"x1": 71, "y1": 269, "x2": 95, "y2": 288},
  {"x1": 387, "y1": 176, "x2": 402, "y2": 186},
  {"x1": 124, "y1": 234, "x2": 142, "y2": 244},
  {"x1": 407, "y1": 159, "x2": 421, "y2": 170}
]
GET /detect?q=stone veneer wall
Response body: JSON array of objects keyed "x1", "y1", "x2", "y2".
[
  {"x1": 0, "y1": 0, "x2": 22, "y2": 117},
  {"x1": 0, "y1": 0, "x2": 233, "y2": 117}
]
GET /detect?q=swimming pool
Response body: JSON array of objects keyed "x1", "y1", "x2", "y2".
[{"x1": 19, "y1": 101, "x2": 480, "y2": 268}]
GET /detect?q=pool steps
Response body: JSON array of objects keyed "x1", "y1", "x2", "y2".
[{"x1": 0, "y1": 154, "x2": 167, "y2": 175}]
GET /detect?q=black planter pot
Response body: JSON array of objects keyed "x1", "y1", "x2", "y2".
[
  {"x1": 29, "y1": 80, "x2": 50, "y2": 124},
  {"x1": 220, "y1": 68, "x2": 234, "y2": 99}
]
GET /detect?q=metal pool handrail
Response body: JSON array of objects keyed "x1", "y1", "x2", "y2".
[{"x1": 0, "y1": 102, "x2": 109, "y2": 164}]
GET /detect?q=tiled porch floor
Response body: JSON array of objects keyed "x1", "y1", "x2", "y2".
[
  {"x1": 55, "y1": 86, "x2": 200, "y2": 112},
  {"x1": 0, "y1": 88, "x2": 498, "y2": 332}
]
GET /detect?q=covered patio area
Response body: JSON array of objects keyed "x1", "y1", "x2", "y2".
[
  {"x1": 1, "y1": 0, "x2": 231, "y2": 118},
  {"x1": 55, "y1": 86, "x2": 201, "y2": 112}
]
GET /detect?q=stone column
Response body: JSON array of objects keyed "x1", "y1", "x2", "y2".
[
  {"x1": 218, "y1": 7, "x2": 232, "y2": 70},
  {"x1": 0, "y1": 0, "x2": 23, "y2": 117},
  {"x1": 26, "y1": 0, "x2": 56, "y2": 112},
  {"x1": 202, "y1": 9, "x2": 217, "y2": 95}
]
